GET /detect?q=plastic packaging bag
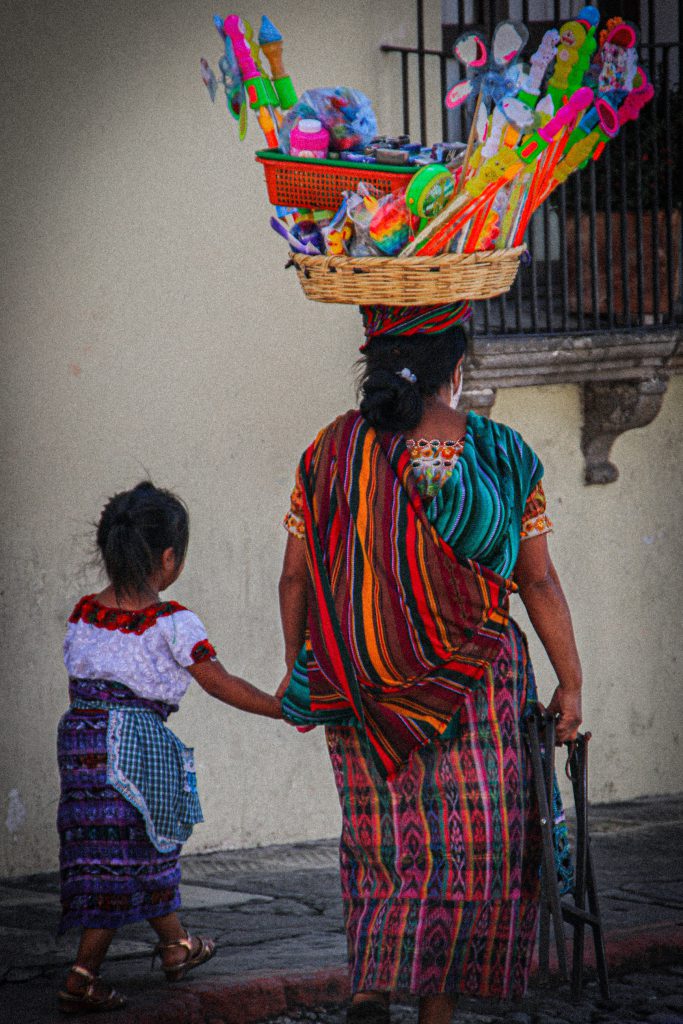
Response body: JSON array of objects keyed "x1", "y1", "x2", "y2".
[
  {"x1": 279, "y1": 88, "x2": 377, "y2": 154},
  {"x1": 369, "y1": 189, "x2": 415, "y2": 256}
]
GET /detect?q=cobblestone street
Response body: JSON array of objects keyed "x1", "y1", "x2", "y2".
[
  {"x1": 264, "y1": 965, "x2": 683, "y2": 1024},
  {"x1": 2, "y1": 796, "x2": 682, "y2": 1023}
]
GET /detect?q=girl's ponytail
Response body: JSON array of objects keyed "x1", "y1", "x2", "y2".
[{"x1": 96, "y1": 482, "x2": 188, "y2": 601}]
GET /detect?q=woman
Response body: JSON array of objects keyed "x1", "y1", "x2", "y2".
[{"x1": 277, "y1": 303, "x2": 582, "y2": 1024}]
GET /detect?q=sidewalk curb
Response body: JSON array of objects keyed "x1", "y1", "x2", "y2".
[{"x1": 115, "y1": 924, "x2": 683, "y2": 1024}]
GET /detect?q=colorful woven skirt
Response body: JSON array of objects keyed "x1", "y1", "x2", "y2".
[
  {"x1": 57, "y1": 679, "x2": 182, "y2": 933},
  {"x1": 325, "y1": 621, "x2": 542, "y2": 1000}
]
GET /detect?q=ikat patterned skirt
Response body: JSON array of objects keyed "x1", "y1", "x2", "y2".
[
  {"x1": 56, "y1": 679, "x2": 181, "y2": 933},
  {"x1": 326, "y1": 621, "x2": 542, "y2": 1000}
]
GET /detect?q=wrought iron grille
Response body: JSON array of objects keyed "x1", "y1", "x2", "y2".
[{"x1": 381, "y1": 0, "x2": 682, "y2": 337}]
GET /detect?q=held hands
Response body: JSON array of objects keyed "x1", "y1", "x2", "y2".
[
  {"x1": 276, "y1": 669, "x2": 292, "y2": 700},
  {"x1": 545, "y1": 685, "x2": 582, "y2": 745}
]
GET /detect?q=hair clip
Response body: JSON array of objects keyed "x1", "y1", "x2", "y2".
[{"x1": 397, "y1": 367, "x2": 417, "y2": 384}]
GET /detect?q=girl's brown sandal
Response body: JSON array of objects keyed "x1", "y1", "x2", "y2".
[
  {"x1": 152, "y1": 933, "x2": 216, "y2": 982},
  {"x1": 58, "y1": 964, "x2": 127, "y2": 1015}
]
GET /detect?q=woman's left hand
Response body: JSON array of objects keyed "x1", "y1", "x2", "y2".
[{"x1": 546, "y1": 685, "x2": 582, "y2": 744}]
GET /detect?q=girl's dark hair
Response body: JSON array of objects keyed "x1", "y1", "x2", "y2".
[
  {"x1": 96, "y1": 481, "x2": 189, "y2": 601},
  {"x1": 358, "y1": 325, "x2": 467, "y2": 432}
]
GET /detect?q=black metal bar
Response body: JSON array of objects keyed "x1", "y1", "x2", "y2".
[
  {"x1": 574, "y1": 174, "x2": 585, "y2": 331},
  {"x1": 380, "y1": 45, "x2": 447, "y2": 56},
  {"x1": 558, "y1": 182, "x2": 570, "y2": 332},
  {"x1": 497, "y1": 293, "x2": 507, "y2": 336},
  {"x1": 487, "y1": 0, "x2": 496, "y2": 38},
  {"x1": 514, "y1": 264, "x2": 523, "y2": 333},
  {"x1": 416, "y1": 0, "x2": 426, "y2": 146},
  {"x1": 618, "y1": 130, "x2": 631, "y2": 329},
  {"x1": 401, "y1": 52, "x2": 410, "y2": 138},
  {"x1": 633, "y1": 116, "x2": 646, "y2": 324},
  {"x1": 522, "y1": 0, "x2": 529, "y2": 26},
  {"x1": 648, "y1": 42, "x2": 661, "y2": 323},
  {"x1": 483, "y1": 297, "x2": 491, "y2": 335},
  {"x1": 662, "y1": 47, "x2": 675, "y2": 324},
  {"x1": 647, "y1": 0, "x2": 656, "y2": 45},
  {"x1": 588, "y1": 161, "x2": 600, "y2": 330},
  {"x1": 603, "y1": 145, "x2": 614, "y2": 330},
  {"x1": 553, "y1": 0, "x2": 561, "y2": 23},
  {"x1": 543, "y1": 202, "x2": 553, "y2": 333},
  {"x1": 439, "y1": 53, "x2": 448, "y2": 142},
  {"x1": 529, "y1": 219, "x2": 539, "y2": 332}
]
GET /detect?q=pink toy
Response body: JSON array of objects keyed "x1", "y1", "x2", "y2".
[
  {"x1": 538, "y1": 86, "x2": 594, "y2": 141},
  {"x1": 223, "y1": 15, "x2": 260, "y2": 80},
  {"x1": 618, "y1": 68, "x2": 655, "y2": 127},
  {"x1": 290, "y1": 119, "x2": 330, "y2": 158}
]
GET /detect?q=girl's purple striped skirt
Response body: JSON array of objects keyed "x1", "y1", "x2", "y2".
[{"x1": 56, "y1": 678, "x2": 181, "y2": 933}]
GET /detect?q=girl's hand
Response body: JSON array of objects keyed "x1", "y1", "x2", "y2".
[
  {"x1": 276, "y1": 671, "x2": 291, "y2": 700},
  {"x1": 546, "y1": 685, "x2": 582, "y2": 745}
]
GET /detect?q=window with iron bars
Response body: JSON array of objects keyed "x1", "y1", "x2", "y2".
[{"x1": 381, "y1": 0, "x2": 682, "y2": 338}]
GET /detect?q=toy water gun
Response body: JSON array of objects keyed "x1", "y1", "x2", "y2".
[
  {"x1": 517, "y1": 86, "x2": 594, "y2": 164},
  {"x1": 258, "y1": 16, "x2": 297, "y2": 111},
  {"x1": 223, "y1": 15, "x2": 279, "y2": 147}
]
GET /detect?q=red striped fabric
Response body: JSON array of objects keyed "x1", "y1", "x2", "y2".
[{"x1": 297, "y1": 410, "x2": 514, "y2": 777}]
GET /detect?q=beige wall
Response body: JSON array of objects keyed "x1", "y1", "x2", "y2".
[{"x1": 1, "y1": 1, "x2": 681, "y2": 878}]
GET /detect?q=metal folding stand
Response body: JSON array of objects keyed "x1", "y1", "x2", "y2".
[{"x1": 525, "y1": 710, "x2": 610, "y2": 1002}]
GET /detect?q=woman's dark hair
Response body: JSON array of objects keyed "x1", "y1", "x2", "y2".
[
  {"x1": 96, "y1": 481, "x2": 189, "y2": 601},
  {"x1": 358, "y1": 325, "x2": 467, "y2": 432}
]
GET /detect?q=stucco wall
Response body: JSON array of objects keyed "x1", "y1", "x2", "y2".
[{"x1": 1, "y1": 1, "x2": 681, "y2": 878}]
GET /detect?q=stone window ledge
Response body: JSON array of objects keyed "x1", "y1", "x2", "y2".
[{"x1": 462, "y1": 329, "x2": 682, "y2": 484}]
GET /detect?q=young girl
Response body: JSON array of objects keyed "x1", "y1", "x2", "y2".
[{"x1": 57, "y1": 481, "x2": 281, "y2": 1014}]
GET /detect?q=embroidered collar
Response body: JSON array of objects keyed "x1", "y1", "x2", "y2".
[{"x1": 69, "y1": 595, "x2": 188, "y2": 636}]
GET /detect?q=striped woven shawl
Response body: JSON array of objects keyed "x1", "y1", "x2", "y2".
[{"x1": 285, "y1": 410, "x2": 525, "y2": 777}]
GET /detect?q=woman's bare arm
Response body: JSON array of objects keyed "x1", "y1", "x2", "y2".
[
  {"x1": 276, "y1": 534, "x2": 309, "y2": 697},
  {"x1": 514, "y1": 533, "x2": 582, "y2": 742},
  {"x1": 188, "y1": 659, "x2": 282, "y2": 718}
]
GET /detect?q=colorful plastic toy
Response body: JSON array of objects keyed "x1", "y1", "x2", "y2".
[
  {"x1": 405, "y1": 165, "x2": 454, "y2": 233},
  {"x1": 258, "y1": 16, "x2": 297, "y2": 111}
]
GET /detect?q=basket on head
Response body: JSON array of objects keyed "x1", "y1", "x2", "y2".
[{"x1": 288, "y1": 247, "x2": 526, "y2": 304}]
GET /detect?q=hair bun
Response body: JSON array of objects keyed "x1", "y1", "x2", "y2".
[{"x1": 359, "y1": 368, "x2": 422, "y2": 433}]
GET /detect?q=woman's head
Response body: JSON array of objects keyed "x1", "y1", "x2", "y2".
[
  {"x1": 357, "y1": 302, "x2": 471, "y2": 432},
  {"x1": 358, "y1": 328, "x2": 467, "y2": 432},
  {"x1": 96, "y1": 481, "x2": 189, "y2": 601}
]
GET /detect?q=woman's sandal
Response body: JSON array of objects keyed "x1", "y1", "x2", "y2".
[
  {"x1": 58, "y1": 964, "x2": 127, "y2": 1015},
  {"x1": 153, "y1": 932, "x2": 216, "y2": 983}
]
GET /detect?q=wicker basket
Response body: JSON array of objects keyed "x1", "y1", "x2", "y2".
[
  {"x1": 255, "y1": 149, "x2": 414, "y2": 211},
  {"x1": 288, "y1": 247, "x2": 526, "y2": 304}
]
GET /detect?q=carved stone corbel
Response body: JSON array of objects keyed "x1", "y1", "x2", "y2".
[{"x1": 580, "y1": 375, "x2": 669, "y2": 485}]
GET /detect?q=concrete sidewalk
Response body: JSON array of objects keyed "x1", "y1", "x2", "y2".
[{"x1": 1, "y1": 795, "x2": 682, "y2": 1024}]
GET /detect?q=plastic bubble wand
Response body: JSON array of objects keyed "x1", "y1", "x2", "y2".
[
  {"x1": 223, "y1": 15, "x2": 279, "y2": 147},
  {"x1": 258, "y1": 17, "x2": 297, "y2": 111}
]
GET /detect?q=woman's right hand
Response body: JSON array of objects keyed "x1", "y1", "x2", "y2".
[
  {"x1": 546, "y1": 685, "x2": 582, "y2": 744},
  {"x1": 276, "y1": 672, "x2": 291, "y2": 700}
]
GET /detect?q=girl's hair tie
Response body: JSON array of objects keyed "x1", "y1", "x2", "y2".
[{"x1": 397, "y1": 367, "x2": 417, "y2": 385}]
